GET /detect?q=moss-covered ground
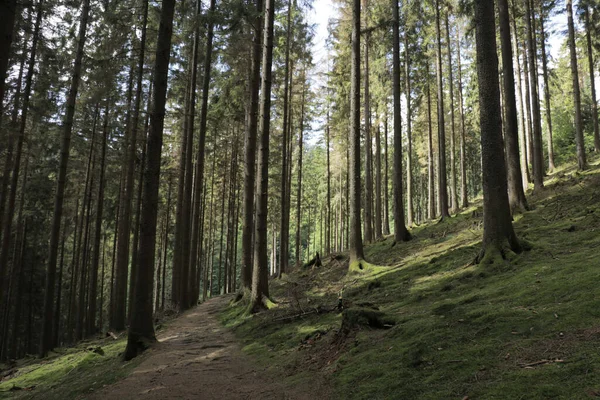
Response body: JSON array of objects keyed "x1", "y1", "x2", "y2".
[
  {"x1": 0, "y1": 337, "x2": 143, "y2": 399},
  {"x1": 221, "y1": 157, "x2": 600, "y2": 399}
]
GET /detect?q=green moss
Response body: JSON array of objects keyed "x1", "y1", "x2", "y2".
[
  {"x1": 219, "y1": 159, "x2": 600, "y2": 400},
  {"x1": 0, "y1": 339, "x2": 142, "y2": 399}
]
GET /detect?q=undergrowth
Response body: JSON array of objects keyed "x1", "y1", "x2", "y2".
[{"x1": 221, "y1": 157, "x2": 600, "y2": 399}]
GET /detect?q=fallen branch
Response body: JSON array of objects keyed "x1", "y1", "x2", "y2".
[{"x1": 518, "y1": 358, "x2": 565, "y2": 368}]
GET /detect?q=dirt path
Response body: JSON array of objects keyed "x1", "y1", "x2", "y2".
[{"x1": 87, "y1": 296, "x2": 326, "y2": 400}]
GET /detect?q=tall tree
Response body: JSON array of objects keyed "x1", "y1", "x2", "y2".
[
  {"x1": 124, "y1": 0, "x2": 176, "y2": 361},
  {"x1": 498, "y1": 0, "x2": 528, "y2": 213},
  {"x1": 279, "y1": 0, "x2": 293, "y2": 277},
  {"x1": 363, "y1": 0, "x2": 374, "y2": 244},
  {"x1": 445, "y1": 10, "x2": 458, "y2": 213},
  {"x1": 250, "y1": 0, "x2": 275, "y2": 312},
  {"x1": 405, "y1": 28, "x2": 414, "y2": 227},
  {"x1": 435, "y1": 0, "x2": 450, "y2": 218},
  {"x1": 40, "y1": 0, "x2": 91, "y2": 357},
  {"x1": 0, "y1": 0, "x2": 17, "y2": 121},
  {"x1": 241, "y1": 0, "x2": 263, "y2": 291},
  {"x1": 566, "y1": 0, "x2": 587, "y2": 170},
  {"x1": 474, "y1": 0, "x2": 521, "y2": 263},
  {"x1": 538, "y1": 3, "x2": 556, "y2": 170},
  {"x1": 524, "y1": 0, "x2": 545, "y2": 188},
  {"x1": 456, "y1": 26, "x2": 468, "y2": 208},
  {"x1": 349, "y1": 0, "x2": 364, "y2": 263},
  {"x1": 584, "y1": 2, "x2": 600, "y2": 152},
  {"x1": 391, "y1": 0, "x2": 410, "y2": 242},
  {"x1": 189, "y1": 0, "x2": 217, "y2": 308}
]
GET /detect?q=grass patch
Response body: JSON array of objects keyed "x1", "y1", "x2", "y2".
[
  {"x1": 221, "y1": 157, "x2": 600, "y2": 399},
  {"x1": 0, "y1": 338, "x2": 143, "y2": 399}
]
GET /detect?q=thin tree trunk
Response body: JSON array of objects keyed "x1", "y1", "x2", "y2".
[
  {"x1": 241, "y1": 0, "x2": 263, "y2": 291},
  {"x1": 383, "y1": 113, "x2": 390, "y2": 235},
  {"x1": 188, "y1": 0, "x2": 216, "y2": 307},
  {"x1": 456, "y1": 26, "x2": 468, "y2": 208},
  {"x1": 445, "y1": 12, "x2": 458, "y2": 214},
  {"x1": 538, "y1": 5, "x2": 556, "y2": 169},
  {"x1": 0, "y1": 0, "x2": 17, "y2": 121},
  {"x1": 525, "y1": 0, "x2": 546, "y2": 186},
  {"x1": 435, "y1": 0, "x2": 450, "y2": 218},
  {"x1": 404, "y1": 33, "x2": 414, "y2": 226},
  {"x1": 585, "y1": 5, "x2": 600, "y2": 153},
  {"x1": 295, "y1": 75, "x2": 306, "y2": 268},
  {"x1": 88, "y1": 104, "x2": 109, "y2": 335},
  {"x1": 250, "y1": 0, "x2": 275, "y2": 312},
  {"x1": 363, "y1": 27, "x2": 374, "y2": 244},
  {"x1": 392, "y1": 0, "x2": 410, "y2": 242},
  {"x1": 124, "y1": 0, "x2": 176, "y2": 360},
  {"x1": 498, "y1": 0, "x2": 529, "y2": 213},
  {"x1": 566, "y1": 0, "x2": 587, "y2": 170},
  {"x1": 161, "y1": 176, "x2": 172, "y2": 310},
  {"x1": 426, "y1": 62, "x2": 436, "y2": 220},
  {"x1": 511, "y1": 1, "x2": 530, "y2": 190},
  {"x1": 326, "y1": 110, "x2": 332, "y2": 252},
  {"x1": 278, "y1": 0, "x2": 293, "y2": 277},
  {"x1": 349, "y1": 0, "x2": 364, "y2": 264}
]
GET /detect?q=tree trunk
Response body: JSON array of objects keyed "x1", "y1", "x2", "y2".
[
  {"x1": 241, "y1": 0, "x2": 263, "y2": 291},
  {"x1": 375, "y1": 118, "x2": 383, "y2": 236},
  {"x1": 279, "y1": 0, "x2": 292, "y2": 277},
  {"x1": 524, "y1": 0, "x2": 546, "y2": 186},
  {"x1": 349, "y1": 0, "x2": 365, "y2": 264},
  {"x1": 445, "y1": 11, "x2": 458, "y2": 214},
  {"x1": 326, "y1": 111, "x2": 332, "y2": 252},
  {"x1": 404, "y1": 32, "x2": 414, "y2": 227},
  {"x1": 124, "y1": 0, "x2": 176, "y2": 361},
  {"x1": 511, "y1": 3, "x2": 531, "y2": 191},
  {"x1": 435, "y1": 0, "x2": 450, "y2": 219},
  {"x1": 250, "y1": 0, "x2": 274, "y2": 312},
  {"x1": 474, "y1": 0, "x2": 521, "y2": 263},
  {"x1": 538, "y1": 5, "x2": 556, "y2": 169},
  {"x1": 426, "y1": 61, "x2": 436, "y2": 220},
  {"x1": 383, "y1": 113, "x2": 390, "y2": 235},
  {"x1": 188, "y1": 0, "x2": 216, "y2": 307},
  {"x1": 585, "y1": 5, "x2": 600, "y2": 153},
  {"x1": 364, "y1": 27, "x2": 374, "y2": 244},
  {"x1": 295, "y1": 76, "x2": 306, "y2": 268},
  {"x1": 498, "y1": 0, "x2": 529, "y2": 214},
  {"x1": 566, "y1": 0, "x2": 587, "y2": 170},
  {"x1": 391, "y1": 0, "x2": 410, "y2": 242},
  {"x1": 87, "y1": 104, "x2": 109, "y2": 335},
  {"x1": 456, "y1": 26, "x2": 468, "y2": 208},
  {"x1": 161, "y1": 177, "x2": 172, "y2": 310},
  {"x1": 40, "y1": 0, "x2": 91, "y2": 356},
  {"x1": 0, "y1": 0, "x2": 17, "y2": 121}
]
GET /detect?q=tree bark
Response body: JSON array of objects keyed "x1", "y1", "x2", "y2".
[
  {"x1": 124, "y1": 0, "x2": 176, "y2": 361},
  {"x1": 435, "y1": 0, "x2": 450, "y2": 218},
  {"x1": 474, "y1": 0, "x2": 521, "y2": 263},
  {"x1": 445, "y1": 11, "x2": 458, "y2": 214},
  {"x1": 278, "y1": 0, "x2": 293, "y2": 276},
  {"x1": 426, "y1": 61, "x2": 436, "y2": 220},
  {"x1": 40, "y1": 0, "x2": 91, "y2": 356},
  {"x1": 250, "y1": 0, "x2": 275, "y2": 312},
  {"x1": 241, "y1": 0, "x2": 263, "y2": 291},
  {"x1": 0, "y1": 0, "x2": 17, "y2": 122},
  {"x1": 566, "y1": 0, "x2": 587, "y2": 170},
  {"x1": 524, "y1": 0, "x2": 545, "y2": 187},
  {"x1": 498, "y1": 0, "x2": 529, "y2": 214},
  {"x1": 295, "y1": 75, "x2": 306, "y2": 268},
  {"x1": 391, "y1": 0, "x2": 410, "y2": 242},
  {"x1": 189, "y1": 0, "x2": 216, "y2": 307},
  {"x1": 456, "y1": 26, "x2": 468, "y2": 208},
  {"x1": 538, "y1": 4, "x2": 556, "y2": 170},
  {"x1": 349, "y1": 0, "x2": 365, "y2": 264},
  {"x1": 404, "y1": 32, "x2": 414, "y2": 227},
  {"x1": 364, "y1": 25, "x2": 374, "y2": 244},
  {"x1": 585, "y1": 5, "x2": 600, "y2": 153}
]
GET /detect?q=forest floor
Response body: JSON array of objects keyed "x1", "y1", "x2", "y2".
[
  {"x1": 0, "y1": 296, "x2": 326, "y2": 399},
  {"x1": 2, "y1": 156, "x2": 600, "y2": 399}
]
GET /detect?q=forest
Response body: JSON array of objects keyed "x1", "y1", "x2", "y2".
[{"x1": 1, "y1": 0, "x2": 600, "y2": 398}]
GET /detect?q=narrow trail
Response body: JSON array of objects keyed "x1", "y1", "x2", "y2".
[{"x1": 88, "y1": 296, "x2": 324, "y2": 400}]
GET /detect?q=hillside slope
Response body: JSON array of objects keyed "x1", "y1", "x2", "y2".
[{"x1": 222, "y1": 159, "x2": 600, "y2": 399}]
